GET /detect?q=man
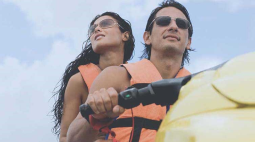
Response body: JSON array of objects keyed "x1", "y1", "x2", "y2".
[{"x1": 67, "y1": 0, "x2": 193, "y2": 142}]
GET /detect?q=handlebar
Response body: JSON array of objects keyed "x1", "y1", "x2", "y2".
[{"x1": 80, "y1": 75, "x2": 192, "y2": 119}]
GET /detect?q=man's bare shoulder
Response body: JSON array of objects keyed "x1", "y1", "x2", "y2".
[{"x1": 90, "y1": 66, "x2": 130, "y2": 93}]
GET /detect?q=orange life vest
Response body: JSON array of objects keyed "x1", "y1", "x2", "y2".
[
  {"x1": 78, "y1": 63, "x2": 101, "y2": 90},
  {"x1": 109, "y1": 59, "x2": 191, "y2": 142}
]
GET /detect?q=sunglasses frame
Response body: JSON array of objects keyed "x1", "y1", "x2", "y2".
[
  {"x1": 89, "y1": 19, "x2": 124, "y2": 37},
  {"x1": 149, "y1": 16, "x2": 191, "y2": 30}
]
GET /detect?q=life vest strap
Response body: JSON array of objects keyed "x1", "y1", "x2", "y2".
[
  {"x1": 109, "y1": 117, "x2": 162, "y2": 130},
  {"x1": 110, "y1": 117, "x2": 162, "y2": 142},
  {"x1": 87, "y1": 115, "x2": 119, "y2": 140}
]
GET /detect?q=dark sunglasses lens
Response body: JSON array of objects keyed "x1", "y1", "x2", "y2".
[
  {"x1": 176, "y1": 18, "x2": 189, "y2": 29},
  {"x1": 156, "y1": 16, "x2": 171, "y2": 26},
  {"x1": 100, "y1": 19, "x2": 114, "y2": 28}
]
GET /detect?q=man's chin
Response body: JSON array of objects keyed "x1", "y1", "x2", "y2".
[
  {"x1": 162, "y1": 45, "x2": 185, "y2": 55},
  {"x1": 164, "y1": 44, "x2": 178, "y2": 51}
]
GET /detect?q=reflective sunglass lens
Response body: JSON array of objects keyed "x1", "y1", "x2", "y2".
[
  {"x1": 154, "y1": 16, "x2": 190, "y2": 29},
  {"x1": 100, "y1": 19, "x2": 114, "y2": 28},
  {"x1": 176, "y1": 18, "x2": 189, "y2": 29},
  {"x1": 88, "y1": 19, "x2": 117, "y2": 36},
  {"x1": 156, "y1": 16, "x2": 171, "y2": 26}
]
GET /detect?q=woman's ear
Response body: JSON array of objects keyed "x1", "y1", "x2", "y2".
[
  {"x1": 143, "y1": 31, "x2": 151, "y2": 45},
  {"x1": 122, "y1": 32, "x2": 130, "y2": 41}
]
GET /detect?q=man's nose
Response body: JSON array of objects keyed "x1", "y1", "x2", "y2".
[{"x1": 167, "y1": 20, "x2": 178, "y2": 32}]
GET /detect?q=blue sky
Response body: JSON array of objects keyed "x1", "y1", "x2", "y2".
[{"x1": 0, "y1": 0, "x2": 254, "y2": 141}]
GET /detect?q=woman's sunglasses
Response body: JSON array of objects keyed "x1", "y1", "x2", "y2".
[
  {"x1": 149, "y1": 16, "x2": 190, "y2": 29},
  {"x1": 89, "y1": 19, "x2": 124, "y2": 37}
]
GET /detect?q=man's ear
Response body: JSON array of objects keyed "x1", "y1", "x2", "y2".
[
  {"x1": 143, "y1": 31, "x2": 151, "y2": 45},
  {"x1": 186, "y1": 37, "x2": 192, "y2": 50},
  {"x1": 122, "y1": 31, "x2": 130, "y2": 41}
]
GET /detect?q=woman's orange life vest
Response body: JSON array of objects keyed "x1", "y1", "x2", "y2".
[
  {"x1": 108, "y1": 59, "x2": 191, "y2": 142},
  {"x1": 78, "y1": 63, "x2": 101, "y2": 90},
  {"x1": 78, "y1": 62, "x2": 128, "y2": 90},
  {"x1": 79, "y1": 64, "x2": 120, "y2": 141}
]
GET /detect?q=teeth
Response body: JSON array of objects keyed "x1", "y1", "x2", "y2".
[{"x1": 96, "y1": 35, "x2": 104, "y2": 40}]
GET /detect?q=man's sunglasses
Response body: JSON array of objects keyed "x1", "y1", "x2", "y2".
[
  {"x1": 149, "y1": 16, "x2": 190, "y2": 29},
  {"x1": 89, "y1": 19, "x2": 124, "y2": 37}
]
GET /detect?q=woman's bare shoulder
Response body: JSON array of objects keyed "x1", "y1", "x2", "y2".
[
  {"x1": 70, "y1": 72, "x2": 85, "y2": 85},
  {"x1": 66, "y1": 72, "x2": 88, "y2": 101}
]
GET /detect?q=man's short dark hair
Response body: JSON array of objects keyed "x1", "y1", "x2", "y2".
[{"x1": 141, "y1": 0, "x2": 194, "y2": 67}]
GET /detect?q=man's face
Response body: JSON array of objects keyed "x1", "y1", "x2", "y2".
[{"x1": 144, "y1": 7, "x2": 191, "y2": 57}]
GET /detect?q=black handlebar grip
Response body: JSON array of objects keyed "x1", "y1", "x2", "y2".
[
  {"x1": 79, "y1": 104, "x2": 94, "y2": 122},
  {"x1": 118, "y1": 87, "x2": 141, "y2": 109},
  {"x1": 79, "y1": 87, "x2": 142, "y2": 121}
]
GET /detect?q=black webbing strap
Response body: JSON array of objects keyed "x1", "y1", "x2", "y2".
[
  {"x1": 109, "y1": 117, "x2": 162, "y2": 142},
  {"x1": 113, "y1": 84, "x2": 161, "y2": 141}
]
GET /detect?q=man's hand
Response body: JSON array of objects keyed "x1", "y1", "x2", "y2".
[{"x1": 85, "y1": 87, "x2": 125, "y2": 120}]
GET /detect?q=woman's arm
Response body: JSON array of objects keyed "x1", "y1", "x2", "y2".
[{"x1": 59, "y1": 73, "x2": 89, "y2": 142}]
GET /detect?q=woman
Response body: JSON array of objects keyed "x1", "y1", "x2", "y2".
[{"x1": 52, "y1": 12, "x2": 135, "y2": 142}]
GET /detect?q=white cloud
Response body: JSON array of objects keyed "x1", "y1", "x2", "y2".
[
  {"x1": 6, "y1": 0, "x2": 254, "y2": 53},
  {"x1": 195, "y1": 0, "x2": 255, "y2": 12},
  {"x1": 209, "y1": 0, "x2": 246, "y2": 12},
  {"x1": 0, "y1": 40, "x2": 78, "y2": 142},
  {"x1": 3, "y1": 0, "x2": 255, "y2": 41},
  {"x1": 249, "y1": 18, "x2": 255, "y2": 42},
  {"x1": 186, "y1": 56, "x2": 225, "y2": 73},
  {"x1": 2, "y1": 0, "x2": 164, "y2": 49}
]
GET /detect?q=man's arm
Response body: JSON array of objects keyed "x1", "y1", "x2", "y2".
[
  {"x1": 90, "y1": 66, "x2": 130, "y2": 93},
  {"x1": 67, "y1": 66, "x2": 130, "y2": 142}
]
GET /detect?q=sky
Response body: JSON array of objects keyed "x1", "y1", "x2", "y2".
[{"x1": 0, "y1": 0, "x2": 254, "y2": 141}]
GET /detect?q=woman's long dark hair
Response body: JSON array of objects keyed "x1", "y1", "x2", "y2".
[{"x1": 51, "y1": 12, "x2": 135, "y2": 136}]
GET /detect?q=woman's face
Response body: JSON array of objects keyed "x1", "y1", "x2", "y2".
[{"x1": 90, "y1": 15, "x2": 125, "y2": 54}]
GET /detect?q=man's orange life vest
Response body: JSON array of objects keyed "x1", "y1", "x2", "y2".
[{"x1": 109, "y1": 59, "x2": 191, "y2": 142}]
